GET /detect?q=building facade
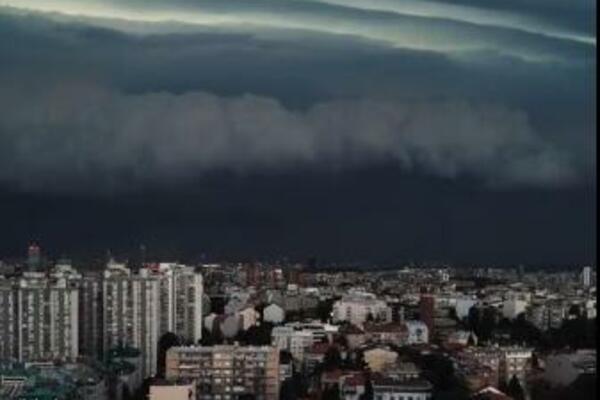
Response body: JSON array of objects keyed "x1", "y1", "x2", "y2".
[
  {"x1": 166, "y1": 345, "x2": 281, "y2": 400},
  {"x1": 15, "y1": 273, "x2": 79, "y2": 362},
  {"x1": 333, "y1": 291, "x2": 392, "y2": 327},
  {"x1": 103, "y1": 264, "x2": 161, "y2": 377}
]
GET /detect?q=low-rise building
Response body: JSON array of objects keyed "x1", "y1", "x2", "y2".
[{"x1": 371, "y1": 371, "x2": 433, "y2": 400}]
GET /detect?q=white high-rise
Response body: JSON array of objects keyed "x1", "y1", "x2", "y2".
[
  {"x1": 16, "y1": 272, "x2": 79, "y2": 362},
  {"x1": 581, "y1": 266, "x2": 592, "y2": 288},
  {"x1": 0, "y1": 279, "x2": 17, "y2": 360},
  {"x1": 103, "y1": 262, "x2": 161, "y2": 378},
  {"x1": 141, "y1": 263, "x2": 203, "y2": 343}
]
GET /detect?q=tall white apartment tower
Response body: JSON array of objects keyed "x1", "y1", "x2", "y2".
[
  {"x1": 0, "y1": 280, "x2": 17, "y2": 360},
  {"x1": 582, "y1": 266, "x2": 592, "y2": 288},
  {"x1": 103, "y1": 262, "x2": 160, "y2": 378},
  {"x1": 15, "y1": 273, "x2": 79, "y2": 362},
  {"x1": 142, "y1": 263, "x2": 203, "y2": 344},
  {"x1": 78, "y1": 272, "x2": 104, "y2": 359}
]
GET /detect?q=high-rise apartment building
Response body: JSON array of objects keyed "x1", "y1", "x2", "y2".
[
  {"x1": 15, "y1": 273, "x2": 79, "y2": 362},
  {"x1": 0, "y1": 279, "x2": 17, "y2": 360},
  {"x1": 78, "y1": 272, "x2": 104, "y2": 360},
  {"x1": 103, "y1": 262, "x2": 160, "y2": 378},
  {"x1": 581, "y1": 266, "x2": 592, "y2": 288},
  {"x1": 141, "y1": 263, "x2": 203, "y2": 343},
  {"x1": 166, "y1": 345, "x2": 281, "y2": 400}
]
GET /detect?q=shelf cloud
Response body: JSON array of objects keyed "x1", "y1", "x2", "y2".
[
  {"x1": 0, "y1": 1, "x2": 594, "y2": 192},
  {"x1": 0, "y1": 82, "x2": 576, "y2": 192}
]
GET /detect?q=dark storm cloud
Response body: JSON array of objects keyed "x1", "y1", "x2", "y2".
[
  {"x1": 0, "y1": 79, "x2": 577, "y2": 192},
  {"x1": 0, "y1": 1, "x2": 595, "y2": 264},
  {"x1": 0, "y1": 3, "x2": 595, "y2": 191}
]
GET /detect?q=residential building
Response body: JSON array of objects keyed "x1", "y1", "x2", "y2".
[
  {"x1": 103, "y1": 263, "x2": 160, "y2": 377},
  {"x1": 148, "y1": 380, "x2": 196, "y2": 400},
  {"x1": 271, "y1": 326, "x2": 314, "y2": 362},
  {"x1": 333, "y1": 291, "x2": 392, "y2": 327},
  {"x1": 165, "y1": 344, "x2": 281, "y2": 400},
  {"x1": 15, "y1": 273, "x2": 79, "y2": 362},
  {"x1": 0, "y1": 279, "x2": 16, "y2": 360},
  {"x1": 499, "y1": 347, "x2": 533, "y2": 384},
  {"x1": 78, "y1": 272, "x2": 103, "y2": 359},
  {"x1": 371, "y1": 370, "x2": 433, "y2": 400}
]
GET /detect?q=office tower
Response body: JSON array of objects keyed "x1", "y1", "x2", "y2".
[
  {"x1": 16, "y1": 273, "x2": 79, "y2": 362},
  {"x1": 103, "y1": 262, "x2": 160, "y2": 378},
  {"x1": 78, "y1": 272, "x2": 104, "y2": 360},
  {"x1": 166, "y1": 345, "x2": 281, "y2": 400}
]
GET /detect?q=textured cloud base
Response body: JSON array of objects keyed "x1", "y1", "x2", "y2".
[{"x1": 0, "y1": 82, "x2": 575, "y2": 192}]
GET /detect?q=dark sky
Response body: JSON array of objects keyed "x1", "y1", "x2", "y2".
[{"x1": 0, "y1": 1, "x2": 596, "y2": 264}]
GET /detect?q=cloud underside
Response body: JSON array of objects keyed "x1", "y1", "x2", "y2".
[
  {"x1": 0, "y1": 83, "x2": 575, "y2": 192},
  {"x1": 0, "y1": 1, "x2": 594, "y2": 192},
  {"x1": 0, "y1": 0, "x2": 595, "y2": 63}
]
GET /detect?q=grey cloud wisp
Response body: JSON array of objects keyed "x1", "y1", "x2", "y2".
[{"x1": 0, "y1": 83, "x2": 576, "y2": 192}]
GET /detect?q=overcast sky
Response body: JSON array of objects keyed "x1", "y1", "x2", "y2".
[{"x1": 0, "y1": 1, "x2": 595, "y2": 264}]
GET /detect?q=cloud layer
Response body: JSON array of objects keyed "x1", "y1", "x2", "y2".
[
  {"x1": 0, "y1": 1, "x2": 595, "y2": 192},
  {"x1": 0, "y1": 0, "x2": 595, "y2": 62},
  {"x1": 0, "y1": 82, "x2": 576, "y2": 192}
]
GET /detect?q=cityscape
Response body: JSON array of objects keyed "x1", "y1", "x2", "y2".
[
  {"x1": 0, "y1": 245, "x2": 596, "y2": 399},
  {"x1": 0, "y1": 1, "x2": 596, "y2": 400}
]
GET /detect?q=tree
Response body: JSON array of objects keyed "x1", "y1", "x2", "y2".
[
  {"x1": 507, "y1": 375, "x2": 526, "y2": 400},
  {"x1": 467, "y1": 306, "x2": 481, "y2": 336},
  {"x1": 323, "y1": 347, "x2": 342, "y2": 371},
  {"x1": 360, "y1": 374, "x2": 374, "y2": 400},
  {"x1": 157, "y1": 332, "x2": 181, "y2": 378},
  {"x1": 366, "y1": 312, "x2": 375, "y2": 323},
  {"x1": 467, "y1": 332, "x2": 476, "y2": 347},
  {"x1": 322, "y1": 384, "x2": 340, "y2": 400},
  {"x1": 238, "y1": 322, "x2": 274, "y2": 345},
  {"x1": 317, "y1": 298, "x2": 336, "y2": 322}
]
